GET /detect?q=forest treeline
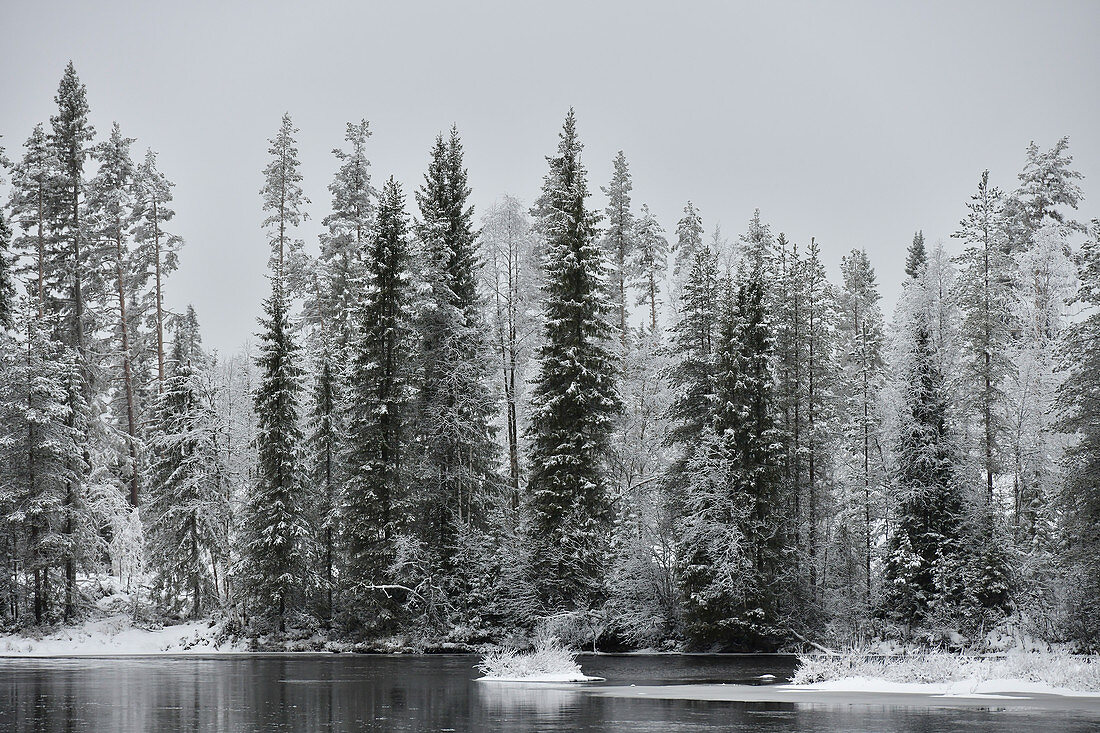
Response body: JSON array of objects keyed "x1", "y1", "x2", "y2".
[{"x1": 1, "y1": 63, "x2": 1098, "y2": 651}]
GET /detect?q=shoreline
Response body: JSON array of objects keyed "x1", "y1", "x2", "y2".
[{"x1": 593, "y1": 681, "x2": 1100, "y2": 712}]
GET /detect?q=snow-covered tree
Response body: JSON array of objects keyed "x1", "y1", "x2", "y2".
[
  {"x1": 7, "y1": 124, "x2": 60, "y2": 316},
  {"x1": 481, "y1": 195, "x2": 540, "y2": 504},
  {"x1": 1058, "y1": 219, "x2": 1100, "y2": 647},
  {"x1": 131, "y1": 148, "x2": 183, "y2": 390},
  {"x1": 953, "y1": 171, "x2": 1014, "y2": 510},
  {"x1": 836, "y1": 248, "x2": 886, "y2": 607},
  {"x1": 631, "y1": 204, "x2": 668, "y2": 332},
  {"x1": 526, "y1": 110, "x2": 621, "y2": 613},
  {"x1": 145, "y1": 309, "x2": 227, "y2": 618},
  {"x1": 681, "y1": 263, "x2": 786, "y2": 649},
  {"x1": 238, "y1": 274, "x2": 310, "y2": 632},
  {"x1": 0, "y1": 306, "x2": 89, "y2": 624},
  {"x1": 311, "y1": 119, "x2": 374, "y2": 350},
  {"x1": 881, "y1": 238, "x2": 973, "y2": 628},
  {"x1": 342, "y1": 178, "x2": 415, "y2": 626},
  {"x1": 261, "y1": 113, "x2": 309, "y2": 291},
  {"x1": 601, "y1": 150, "x2": 634, "y2": 343},
  {"x1": 87, "y1": 122, "x2": 143, "y2": 507},
  {"x1": 411, "y1": 127, "x2": 498, "y2": 625}
]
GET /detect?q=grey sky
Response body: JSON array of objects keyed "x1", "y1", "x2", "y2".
[{"x1": 3, "y1": 0, "x2": 1098, "y2": 354}]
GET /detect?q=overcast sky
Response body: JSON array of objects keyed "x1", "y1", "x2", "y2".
[{"x1": 3, "y1": 0, "x2": 1098, "y2": 354}]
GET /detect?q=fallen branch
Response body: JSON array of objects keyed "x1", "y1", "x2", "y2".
[{"x1": 790, "y1": 629, "x2": 838, "y2": 655}]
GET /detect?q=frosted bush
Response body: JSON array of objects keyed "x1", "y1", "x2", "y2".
[
  {"x1": 476, "y1": 632, "x2": 582, "y2": 679},
  {"x1": 792, "y1": 650, "x2": 1100, "y2": 691}
]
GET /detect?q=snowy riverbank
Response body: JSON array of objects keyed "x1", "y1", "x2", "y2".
[
  {"x1": 792, "y1": 649, "x2": 1100, "y2": 693},
  {"x1": 0, "y1": 615, "x2": 243, "y2": 656}
]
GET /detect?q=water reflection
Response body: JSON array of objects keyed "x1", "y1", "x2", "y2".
[
  {"x1": 475, "y1": 680, "x2": 583, "y2": 718},
  {"x1": 1, "y1": 654, "x2": 1098, "y2": 732}
]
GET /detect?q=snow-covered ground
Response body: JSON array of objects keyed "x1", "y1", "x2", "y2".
[
  {"x1": 788, "y1": 675, "x2": 1098, "y2": 698},
  {"x1": 0, "y1": 614, "x2": 243, "y2": 656}
]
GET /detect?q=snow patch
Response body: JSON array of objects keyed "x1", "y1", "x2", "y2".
[
  {"x1": 786, "y1": 676, "x2": 1099, "y2": 698},
  {"x1": 0, "y1": 614, "x2": 243, "y2": 656}
]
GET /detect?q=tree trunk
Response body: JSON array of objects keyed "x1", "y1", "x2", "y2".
[
  {"x1": 154, "y1": 198, "x2": 166, "y2": 390},
  {"x1": 116, "y1": 232, "x2": 140, "y2": 506}
]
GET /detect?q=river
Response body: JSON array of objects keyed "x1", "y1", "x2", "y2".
[{"x1": 2, "y1": 653, "x2": 1098, "y2": 731}]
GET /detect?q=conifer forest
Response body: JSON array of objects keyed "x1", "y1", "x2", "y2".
[{"x1": 3, "y1": 62, "x2": 1100, "y2": 655}]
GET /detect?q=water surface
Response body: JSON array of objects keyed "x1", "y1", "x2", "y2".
[{"x1": 1, "y1": 653, "x2": 1098, "y2": 731}]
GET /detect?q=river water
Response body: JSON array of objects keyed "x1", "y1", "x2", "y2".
[{"x1": 1, "y1": 653, "x2": 1098, "y2": 731}]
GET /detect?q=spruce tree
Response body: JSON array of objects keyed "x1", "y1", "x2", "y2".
[
  {"x1": 665, "y1": 240, "x2": 720, "y2": 471},
  {"x1": 527, "y1": 110, "x2": 620, "y2": 613},
  {"x1": 314, "y1": 119, "x2": 374, "y2": 352},
  {"x1": 7, "y1": 124, "x2": 59, "y2": 315},
  {"x1": 882, "y1": 237, "x2": 969, "y2": 627},
  {"x1": 145, "y1": 310, "x2": 226, "y2": 618},
  {"x1": 1058, "y1": 219, "x2": 1100, "y2": 646},
  {"x1": 905, "y1": 231, "x2": 926, "y2": 279},
  {"x1": 0, "y1": 306, "x2": 86, "y2": 624},
  {"x1": 342, "y1": 178, "x2": 414, "y2": 624},
  {"x1": 681, "y1": 263, "x2": 786, "y2": 649},
  {"x1": 669, "y1": 201, "x2": 704, "y2": 317},
  {"x1": 412, "y1": 128, "x2": 498, "y2": 618},
  {"x1": 48, "y1": 61, "x2": 96, "y2": 621},
  {"x1": 673, "y1": 201, "x2": 704, "y2": 280},
  {"x1": 239, "y1": 274, "x2": 309, "y2": 631},
  {"x1": 307, "y1": 329, "x2": 341, "y2": 621}
]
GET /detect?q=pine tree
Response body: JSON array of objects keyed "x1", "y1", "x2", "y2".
[
  {"x1": 261, "y1": 113, "x2": 309, "y2": 291},
  {"x1": 631, "y1": 204, "x2": 668, "y2": 333},
  {"x1": 88, "y1": 122, "x2": 143, "y2": 507},
  {"x1": 1009, "y1": 137, "x2": 1084, "y2": 240},
  {"x1": 953, "y1": 170, "x2": 1014, "y2": 511},
  {"x1": 800, "y1": 238, "x2": 840, "y2": 601},
  {"x1": 239, "y1": 274, "x2": 309, "y2": 631},
  {"x1": 145, "y1": 309, "x2": 227, "y2": 618},
  {"x1": 342, "y1": 178, "x2": 414, "y2": 624},
  {"x1": 0, "y1": 143, "x2": 13, "y2": 329},
  {"x1": 412, "y1": 128, "x2": 498, "y2": 620},
  {"x1": 527, "y1": 110, "x2": 621, "y2": 613},
  {"x1": 307, "y1": 119, "x2": 375, "y2": 621},
  {"x1": 601, "y1": 150, "x2": 635, "y2": 344},
  {"x1": 131, "y1": 148, "x2": 183, "y2": 390}
]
